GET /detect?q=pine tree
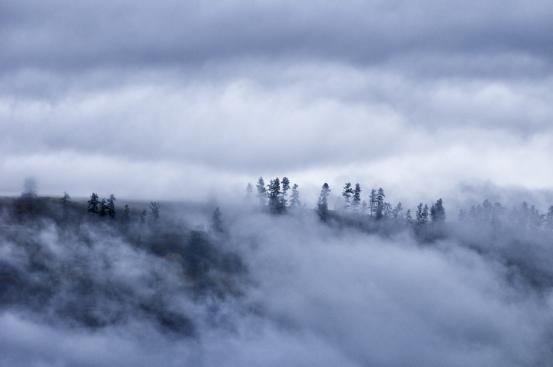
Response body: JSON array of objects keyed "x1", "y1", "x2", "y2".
[
  {"x1": 99, "y1": 199, "x2": 108, "y2": 217},
  {"x1": 416, "y1": 203, "x2": 428, "y2": 225},
  {"x1": 317, "y1": 183, "x2": 331, "y2": 221},
  {"x1": 88, "y1": 193, "x2": 99, "y2": 213},
  {"x1": 290, "y1": 183, "x2": 301, "y2": 208},
  {"x1": 256, "y1": 177, "x2": 267, "y2": 206},
  {"x1": 107, "y1": 194, "x2": 116, "y2": 218},
  {"x1": 267, "y1": 178, "x2": 284, "y2": 214},
  {"x1": 342, "y1": 183, "x2": 353, "y2": 209},
  {"x1": 369, "y1": 189, "x2": 377, "y2": 217},
  {"x1": 140, "y1": 209, "x2": 147, "y2": 224},
  {"x1": 423, "y1": 204, "x2": 429, "y2": 223},
  {"x1": 375, "y1": 188, "x2": 386, "y2": 220},
  {"x1": 392, "y1": 202, "x2": 403, "y2": 220},
  {"x1": 61, "y1": 192, "x2": 71, "y2": 206},
  {"x1": 352, "y1": 183, "x2": 362, "y2": 211},
  {"x1": 383, "y1": 202, "x2": 393, "y2": 218},
  {"x1": 430, "y1": 198, "x2": 446, "y2": 223},
  {"x1": 281, "y1": 177, "x2": 290, "y2": 208},
  {"x1": 406, "y1": 209, "x2": 413, "y2": 223},
  {"x1": 317, "y1": 182, "x2": 330, "y2": 221}
]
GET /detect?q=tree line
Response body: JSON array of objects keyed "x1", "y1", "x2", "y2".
[{"x1": 248, "y1": 177, "x2": 446, "y2": 225}]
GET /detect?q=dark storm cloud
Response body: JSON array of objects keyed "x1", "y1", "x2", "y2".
[{"x1": 1, "y1": 0, "x2": 552, "y2": 76}]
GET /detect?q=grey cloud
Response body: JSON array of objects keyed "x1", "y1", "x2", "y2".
[
  {"x1": 1, "y1": 0, "x2": 552, "y2": 201},
  {"x1": 1, "y1": 0, "x2": 553, "y2": 77}
]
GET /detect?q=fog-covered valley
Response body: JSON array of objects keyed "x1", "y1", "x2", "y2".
[
  {"x1": 3, "y1": 1, "x2": 553, "y2": 365},
  {"x1": 2, "y1": 180, "x2": 553, "y2": 367}
]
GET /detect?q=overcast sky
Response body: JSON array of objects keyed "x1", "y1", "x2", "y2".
[{"x1": 1, "y1": 0, "x2": 552, "y2": 205}]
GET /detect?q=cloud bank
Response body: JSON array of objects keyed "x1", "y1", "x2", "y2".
[{"x1": 1, "y1": 0, "x2": 552, "y2": 201}]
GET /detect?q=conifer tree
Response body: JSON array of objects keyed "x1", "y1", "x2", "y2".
[
  {"x1": 107, "y1": 194, "x2": 116, "y2": 218},
  {"x1": 88, "y1": 193, "x2": 99, "y2": 213},
  {"x1": 352, "y1": 183, "x2": 362, "y2": 211},
  {"x1": 423, "y1": 204, "x2": 429, "y2": 223},
  {"x1": 406, "y1": 209, "x2": 413, "y2": 223},
  {"x1": 392, "y1": 202, "x2": 403, "y2": 220},
  {"x1": 383, "y1": 202, "x2": 393, "y2": 218},
  {"x1": 317, "y1": 183, "x2": 331, "y2": 221},
  {"x1": 369, "y1": 189, "x2": 377, "y2": 217},
  {"x1": 342, "y1": 183, "x2": 353, "y2": 209},
  {"x1": 290, "y1": 183, "x2": 301, "y2": 208},
  {"x1": 430, "y1": 198, "x2": 446, "y2": 223},
  {"x1": 61, "y1": 192, "x2": 71, "y2": 206},
  {"x1": 267, "y1": 178, "x2": 284, "y2": 214},
  {"x1": 281, "y1": 177, "x2": 290, "y2": 208},
  {"x1": 416, "y1": 203, "x2": 428, "y2": 225},
  {"x1": 375, "y1": 188, "x2": 386, "y2": 220},
  {"x1": 99, "y1": 199, "x2": 108, "y2": 217},
  {"x1": 256, "y1": 177, "x2": 267, "y2": 206}
]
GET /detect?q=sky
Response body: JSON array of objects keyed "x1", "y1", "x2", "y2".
[{"x1": 1, "y1": 0, "x2": 552, "y2": 206}]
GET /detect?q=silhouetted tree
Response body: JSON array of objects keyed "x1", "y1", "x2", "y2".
[
  {"x1": 256, "y1": 177, "x2": 267, "y2": 206},
  {"x1": 61, "y1": 192, "x2": 71, "y2": 206},
  {"x1": 416, "y1": 203, "x2": 429, "y2": 225},
  {"x1": 352, "y1": 183, "x2": 362, "y2": 211},
  {"x1": 342, "y1": 183, "x2": 353, "y2": 209},
  {"x1": 107, "y1": 194, "x2": 116, "y2": 218},
  {"x1": 369, "y1": 189, "x2": 377, "y2": 217},
  {"x1": 290, "y1": 183, "x2": 301, "y2": 208},
  {"x1": 406, "y1": 209, "x2": 413, "y2": 223},
  {"x1": 383, "y1": 202, "x2": 393, "y2": 218},
  {"x1": 99, "y1": 199, "x2": 108, "y2": 217},
  {"x1": 423, "y1": 204, "x2": 429, "y2": 224},
  {"x1": 267, "y1": 178, "x2": 284, "y2": 214},
  {"x1": 88, "y1": 193, "x2": 99, "y2": 213},
  {"x1": 281, "y1": 177, "x2": 290, "y2": 208},
  {"x1": 375, "y1": 188, "x2": 386, "y2": 220},
  {"x1": 392, "y1": 202, "x2": 403, "y2": 220},
  {"x1": 430, "y1": 198, "x2": 446, "y2": 223},
  {"x1": 317, "y1": 183, "x2": 331, "y2": 221},
  {"x1": 140, "y1": 209, "x2": 147, "y2": 224}
]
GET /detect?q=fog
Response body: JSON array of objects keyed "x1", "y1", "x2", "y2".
[
  {"x1": 1, "y1": 192, "x2": 553, "y2": 367},
  {"x1": 2, "y1": 0, "x2": 552, "y2": 365}
]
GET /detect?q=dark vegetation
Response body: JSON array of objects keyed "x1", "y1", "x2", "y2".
[
  {"x1": 2, "y1": 176, "x2": 553, "y2": 339},
  {"x1": 0, "y1": 187, "x2": 246, "y2": 337}
]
